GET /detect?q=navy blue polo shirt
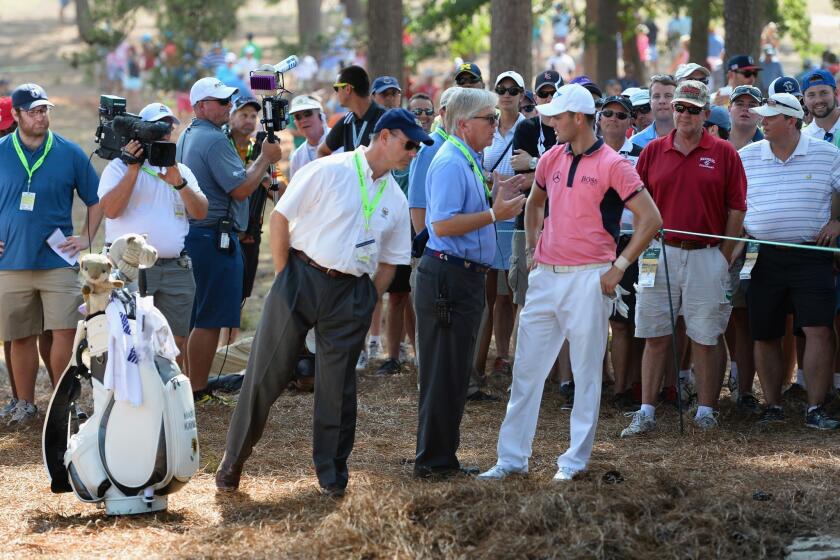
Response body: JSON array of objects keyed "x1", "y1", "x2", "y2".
[{"x1": 0, "y1": 130, "x2": 99, "y2": 270}]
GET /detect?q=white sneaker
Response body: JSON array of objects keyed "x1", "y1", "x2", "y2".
[
  {"x1": 552, "y1": 466, "x2": 582, "y2": 482},
  {"x1": 368, "y1": 340, "x2": 381, "y2": 361},
  {"x1": 477, "y1": 464, "x2": 527, "y2": 480},
  {"x1": 7, "y1": 400, "x2": 38, "y2": 427},
  {"x1": 355, "y1": 350, "x2": 368, "y2": 372},
  {"x1": 620, "y1": 410, "x2": 655, "y2": 437},
  {"x1": 693, "y1": 409, "x2": 719, "y2": 430},
  {"x1": 0, "y1": 397, "x2": 19, "y2": 418}
]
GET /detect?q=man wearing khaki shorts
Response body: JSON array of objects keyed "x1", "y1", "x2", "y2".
[
  {"x1": 0, "y1": 83, "x2": 102, "y2": 426},
  {"x1": 620, "y1": 81, "x2": 747, "y2": 436}
]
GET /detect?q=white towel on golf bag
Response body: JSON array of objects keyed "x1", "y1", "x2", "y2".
[
  {"x1": 104, "y1": 300, "x2": 143, "y2": 406},
  {"x1": 135, "y1": 295, "x2": 179, "y2": 363}
]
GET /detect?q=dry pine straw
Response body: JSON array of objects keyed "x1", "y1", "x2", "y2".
[{"x1": 1, "y1": 365, "x2": 839, "y2": 559}]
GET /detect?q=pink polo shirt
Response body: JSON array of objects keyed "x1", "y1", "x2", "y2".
[{"x1": 534, "y1": 139, "x2": 644, "y2": 266}]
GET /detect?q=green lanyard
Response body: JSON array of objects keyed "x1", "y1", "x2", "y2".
[
  {"x1": 12, "y1": 130, "x2": 53, "y2": 190},
  {"x1": 228, "y1": 137, "x2": 254, "y2": 163},
  {"x1": 353, "y1": 152, "x2": 387, "y2": 231},
  {"x1": 434, "y1": 127, "x2": 449, "y2": 142},
  {"x1": 446, "y1": 135, "x2": 491, "y2": 199}
]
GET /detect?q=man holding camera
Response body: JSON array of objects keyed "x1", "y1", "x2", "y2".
[
  {"x1": 0, "y1": 83, "x2": 102, "y2": 426},
  {"x1": 98, "y1": 103, "x2": 208, "y2": 368},
  {"x1": 176, "y1": 77, "x2": 283, "y2": 404}
]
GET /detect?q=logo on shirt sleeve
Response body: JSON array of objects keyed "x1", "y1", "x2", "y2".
[{"x1": 699, "y1": 157, "x2": 716, "y2": 169}]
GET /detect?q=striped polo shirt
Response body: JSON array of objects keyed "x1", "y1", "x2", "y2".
[{"x1": 741, "y1": 133, "x2": 840, "y2": 243}]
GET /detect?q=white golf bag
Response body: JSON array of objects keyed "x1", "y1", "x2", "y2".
[{"x1": 42, "y1": 290, "x2": 199, "y2": 515}]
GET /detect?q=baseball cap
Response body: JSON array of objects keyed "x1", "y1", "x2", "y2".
[
  {"x1": 672, "y1": 80, "x2": 709, "y2": 107},
  {"x1": 569, "y1": 76, "x2": 603, "y2": 99},
  {"x1": 0, "y1": 97, "x2": 13, "y2": 129},
  {"x1": 454, "y1": 62, "x2": 482, "y2": 80},
  {"x1": 139, "y1": 102, "x2": 181, "y2": 124},
  {"x1": 371, "y1": 75, "x2": 401, "y2": 94},
  {"x1": 768, "y1": 76, "x2": 803, "y2": 98},
  {"x1": 600, "y1": 95, "x2": 633, "y2": 113},
  {"x1": 495, "y1": 70, "x2": 525, "y2": 89},
  {"x1": 705, "y1": 105, "x2": 731, "y2": 131},
  {"x1": 439, "y1": 87, "x2": 458, "y2": 109},
  {"x1": 189, "y1": 77, "x2": 239, "y2": 106},
  {"x1": 630, "y1": 89, "x2": 651, "y2": 107},
  {"x1": 727, "y1": 55, "x2": 761, "y2": 72},
  {"x1": 11, "y1": 83, "x2": 54, "y2": 111},
  {"x1": 225, "y1": 52, "x2": 237, "y2": 64},
  {"x1": 674, "y1": 62, "x2": 711, "y2": 81},
  {"x1": 373, "y1": 108, "x2": 434, "y2": 145},
  {"x1": 522, "y1": 90, "x2": 536, "y2": 104},
  {"x1": 231, "y1": 96, "x2": 261, "y2": 113},
  {"x1": 750, "y1": 92, "x2": 805, "y2": 119},
  {"x1": 730, "y1": 85, "x2": 762, "y2": 104},
  {"x1": 801, "y1": 69, "x2": 837, "y2": 92},
  {"x1": 621, "y1": 87, "x2": 641, "y2": 98},
  {"x1": 289, "y1": 95, "x2": 323, "y2": 114},
  {"x1": 537, "y1": 83, "x2": 597, "y2": 117},
  {"x1": 534, "y1": 70, "x2": 562, "y2": 92}
]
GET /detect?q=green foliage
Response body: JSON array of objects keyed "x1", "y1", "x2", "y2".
[{"x1": 772, "y1": 0, "x2": 822, "y2": 59}]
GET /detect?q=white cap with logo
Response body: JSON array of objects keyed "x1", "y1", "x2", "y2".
[
  {"x1": 750, "y1": 92, "x2": 805, "y2": 119},
  {"x1": 536, "y1": 83, "x2": 596, "y2": 117},
  {"x1": 495, "y1": 70, "x2": 525, "y2": 89},
  {"x1": 289, "y1": 95, "x2": 323, "y2": 114},
  {"x1": 189, "y1": 77, "x2": 239, "y2": 106},
  {"x1": 139, "y1": 102, "x2": 180, "y2": 124}
]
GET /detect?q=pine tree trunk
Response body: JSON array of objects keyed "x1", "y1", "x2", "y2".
[
  {"x1": 490, "y1": 0, "x2": 533, "y2": 87},
  {"x1": 594, "y1": 0, "x2": 619, "y2": 86},
  {"x1": 298, "y1": 0, "x2": 322, "y2": 55},
  {"x1": 366, "y1": 0, "x2": 403, "y2": 84},
  {"x1": 688, "y1": 0, "x2": 710, "y2": 67},
  {"x1": 724, "y1": 0, "x2": 764, "y2": 61},
  {"x1": 343, "y1": 0, "x2": 364, "y2": 23},
  {"x1": 75, "y1": 0, "x2": 96, "y2": 44}
]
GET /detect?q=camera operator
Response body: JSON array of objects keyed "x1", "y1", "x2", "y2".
[
  {"x1": 176, "y1": 77, "x2": 283, "y2": 405},
  {"x1": 98, "y1": 103, "x2": 208, "y2": 369}
]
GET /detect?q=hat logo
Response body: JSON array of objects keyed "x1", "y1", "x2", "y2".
[
  {"x1": 29, "y1": 86, "x2": 42, "y2": 98},
  {"x1": 460, "y1": 63, "x2": 472, "y2": 72},
  {"x1": 159, "y1": 105, "x2": 167, "y2": 112},
  {"x1": 783, "y1": 81, "x2": 794, "y2": 92}
]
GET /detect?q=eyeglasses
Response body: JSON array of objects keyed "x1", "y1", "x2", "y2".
[
  {"x1": 411, "y1": 108, "x2": 435, "y2": 116},
  {"x1": 495, "y1": 85, "x2": 523, "y2": 96},
  {"x1": 691, "y1": 76, "x2": 709, "y2": 85},
  {"x1": 736, "y1": 70, "x2": 759, "y2": 78},
  {"x1": 456, "y1": 75, "x2": 481, "y2": 86},
  {"x1": 764, "y1": 97, "x2": 801, "y2": 112},
  {"x1": 403, "y1": 140, "x2": 421, "y2": 152},
  {"x1": 600, "y1": 109, "x2": 630, "y2": 120},
  {"x1": 536, "y1": 88, "x2": 556, "y2": 99},
  {"x1": 673, "y1": 104, "x2": 704, "y2": 115},
  {"x1": 520, "y1": 104, "x2": 536, "y2": 113},
  {"x1": 471, "y1": 113, "x2": 499, "y2": 124},
  {"x1": 293, "y1": 110, "x2": 314, "y2": 120},
  {"x1": 635, "y1": 104, "x2": 651, "y2": 114},
  {"x1": 24, "y1": 106, "x2": 50, "y2": 117},
  {"x1": 333, "y1": 82, "x2": 350, "y2": 92},
  {"x1": 203, "y1": 97, "x2": 231, "y2": 106}
]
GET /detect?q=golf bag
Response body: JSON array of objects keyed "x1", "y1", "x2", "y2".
[{"x1": 42, "y1": 290, "x2": 199, "y2": 515}]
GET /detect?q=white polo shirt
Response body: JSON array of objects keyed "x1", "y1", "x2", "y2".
[
  {"x1": 741, "y1": 133, "x2": 840, "y2": 243},
  {"x1": 289, "y1": 127, "x2": 330, "y2": 179},
  {"x1": 274, "y1": 147, "x2": 411, "y2": 277},
  {"x1": 98, "y1": 159, "x2": 204, "y2": 257},
  {"x1": 803, "y1": 115, "x2": 840, "y2": 150}
]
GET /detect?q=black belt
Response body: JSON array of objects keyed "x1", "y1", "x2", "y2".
[
  {"x1": 292, "y1": 249, "x2": 356, "y2": 279},
  {"x1": 766, "y1": 241, "x2": 817, "y2": 252},
  {"x1": 423, "y1": 249, "x2": 490, "y2": 274},
  {"x1": 663, "y1": 239, "x2": 719, "y2": 250}
]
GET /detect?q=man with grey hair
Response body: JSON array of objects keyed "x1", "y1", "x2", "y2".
[
  {"x1": 413, "y1": 87, "x2": 526, "y2": 479},
  {"x1": 622, "y1": 80, "x2": 747, "y2": 436}
]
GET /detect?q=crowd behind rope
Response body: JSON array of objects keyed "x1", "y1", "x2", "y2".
[{"x1": 2, "y1": 32, "x2": 840, "y2": 493}]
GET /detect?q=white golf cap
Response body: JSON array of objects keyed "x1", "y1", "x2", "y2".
[
  {"x1": 138, "y1": 102, "x2": 180, "y2": 125},
  {"x1": 675, "y1": 62, "x2": 711, "y2": 82},
  {"x1": 189, "y1": 77, "x2": 239, "y2": 106},
  {"x1": 289, "y1": 95, "x2": 323, "y2": 114},
  {"x1": 630, "y1": 89, "x2": 651, "y2": 106},
  {"x1": 495, "y1": 70, "x2": 525, "y2": 89},
  {"x1": 536, "y1": 83, "x2": 596, "y2": 117},
  {"x1": 750, "y1": 92, "x2": 805, "y2": 119},
  {"x1": 622, "y1": 87, "x2": 641, "y2": 98}
]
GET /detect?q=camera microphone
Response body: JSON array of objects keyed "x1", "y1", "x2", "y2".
[{"x1": 273, "y1": 55, "x2": 299, "y2": 75}]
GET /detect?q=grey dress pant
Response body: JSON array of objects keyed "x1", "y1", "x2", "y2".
[
  {"x1": 223, "y1": 253, "x2": 378, "y2": 490},
  {"x1": 414, "y1": 255, "x2": 486, "y2": 475}
]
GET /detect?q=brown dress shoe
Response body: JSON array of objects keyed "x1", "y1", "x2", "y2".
[{"x1": 215, "y1": 455, "x2": 243, "y2": 491}]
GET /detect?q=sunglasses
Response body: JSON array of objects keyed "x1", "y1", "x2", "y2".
[
  {"x1": 456, "y1": 75, "x2": 481, "y2": 86},
  {"x1": 471, "y1": 113, "x2": 499, "y2": 124},
  {"x1": 411, "y1": 108, "x2": 435, "y2": 116},
  {"x1": 495, "y1": 85, "x2": 523, "y2": 96},
  {"x1": 673, "y1": 104, "x2": 704, "y2": 115},
  {"x1": 536, "y1": 88, "x2": 556, "y2": 99},
  {"x1": 736, "y1": 70, "x2": 759, "y2": 78},
  {"x1": 635, "y1": 104, "x2": 651, "y2": 114},
  {"x1": 403, "y1": 140, "x2": 421, "y2": 152},
  {"x1": 521, "y1": 104, "x2": 536, "y2": 113},
  {"x1": 293, "y1": 110, "x2": 314, "y2": 120},
  {"x1": 333, "y1": 82, "x2": 350, "y2": 92},
  {"x1": 600, "y1": 109, "x2": 630, "y2": 120},
  {"x1": 764, "y1": 97, "x2": 801, "y2": 112}
]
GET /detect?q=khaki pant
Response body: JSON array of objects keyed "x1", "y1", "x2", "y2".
[{"x1": 0, "y1": 268, "x2": 82, "y2": 340}]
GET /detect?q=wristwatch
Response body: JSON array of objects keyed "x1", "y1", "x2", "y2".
[
  {"x1": 529, "y1": 156, "x2": 538, "y2": 171},
  {"x1": 174, "y1": 178, "x2": 188, "y2": 191}
]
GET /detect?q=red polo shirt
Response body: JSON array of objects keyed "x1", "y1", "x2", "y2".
[{"x1": 636, "y1": 129, "x2": 747, "y2": 243}]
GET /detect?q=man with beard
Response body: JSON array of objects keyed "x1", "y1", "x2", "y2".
[{"x1": 802, "y1": 70, "x2": 840, "y2": 150}]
